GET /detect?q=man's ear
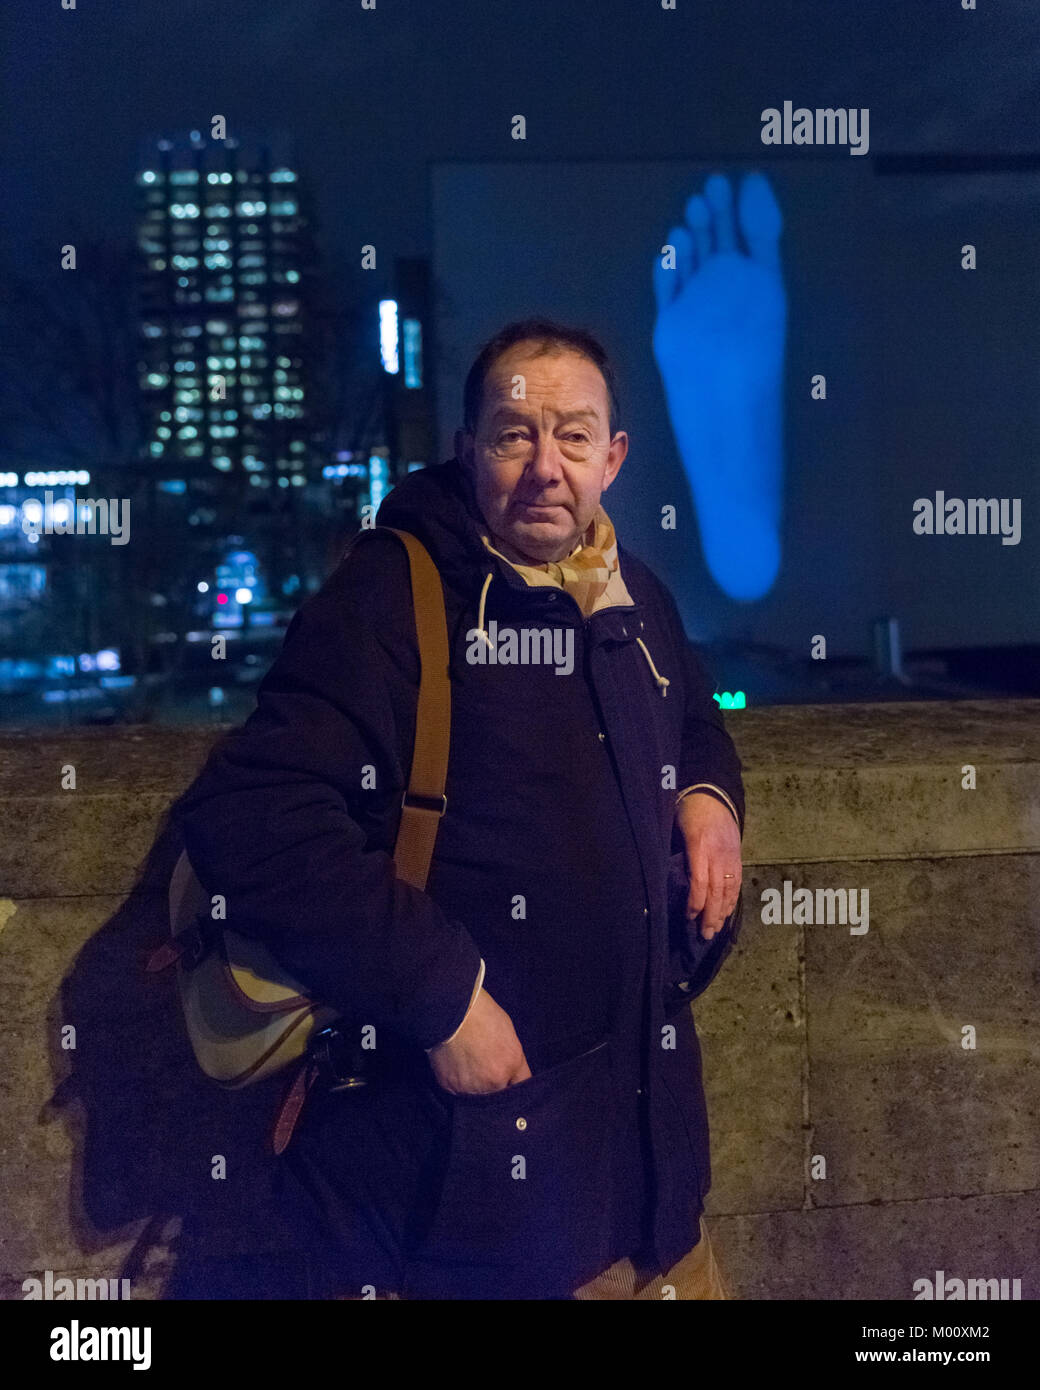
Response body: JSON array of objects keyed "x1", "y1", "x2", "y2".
[{"x1": 602, "y1": 430, "x2": 628, "y2": 490}]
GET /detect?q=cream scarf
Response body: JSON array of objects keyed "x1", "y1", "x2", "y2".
[{"x1": 479, "y1": 505, "x2": 634, "y2": 618}]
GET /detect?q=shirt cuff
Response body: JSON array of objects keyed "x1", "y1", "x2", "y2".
[
  {"x1": 675, "y1": 782, "x2": 741, "y2": 829},
  {"x1": 424, "y1": 958, "x2": 486, "y2": 1052}
]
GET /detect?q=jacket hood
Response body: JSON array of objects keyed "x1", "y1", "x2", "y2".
[{"x1": 375, "y1": 458, "x2": 496, "y2": 599}]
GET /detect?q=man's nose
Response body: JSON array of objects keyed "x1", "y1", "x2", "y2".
[{"x1": 526, "y1": 434, "x2": 564, "y2": 484}]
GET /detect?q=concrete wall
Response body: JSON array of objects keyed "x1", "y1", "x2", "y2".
[{"x1": 1, "y1": 701, "x2": 1038, "y2": 1299}]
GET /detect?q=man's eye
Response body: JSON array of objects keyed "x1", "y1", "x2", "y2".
[{"x1": 566, "y1": 433, "x2": 589, "y2": 443}]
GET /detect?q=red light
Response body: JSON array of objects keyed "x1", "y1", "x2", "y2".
[{"x1": 216, "y1": 592, "x2": 228, "y2": 605}]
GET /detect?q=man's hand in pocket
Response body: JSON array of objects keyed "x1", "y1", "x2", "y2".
[{"x1": 427, "y1": 988, "x2": 532, "y2": 1095}]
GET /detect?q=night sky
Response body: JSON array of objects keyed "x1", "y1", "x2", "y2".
[{"x1": 4, "y1": 0, "x2": 1037, "y2": 284}]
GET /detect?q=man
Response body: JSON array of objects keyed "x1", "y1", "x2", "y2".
[{"x1": 176, "y1": 318, "x2": 745, "y2": 1300}]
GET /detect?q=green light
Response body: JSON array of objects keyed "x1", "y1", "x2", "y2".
[{"x1": 712, "y1": 691, "x2": 746, "y2": 709}]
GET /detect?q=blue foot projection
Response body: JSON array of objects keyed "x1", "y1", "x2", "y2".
[{"x1": 652, "y1": 171, "x2": 787, "y2": 601}]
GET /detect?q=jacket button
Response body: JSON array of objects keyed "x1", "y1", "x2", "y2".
[
  {"x1": 636, "y1": 1088, "x2": 642, "y2": 1096},
  {"x1": 597, "y1": 731, "x2": 606, "y2": 742},
  {"x1": 547, "y1": 593, "x2": 557, "y2": 602},
  {"x1": 516, "y1": 1117, "x2": 527, "y2": 1131},
  {"x1": 643, "y1": 907, "x2": 649, "y2": 917}
]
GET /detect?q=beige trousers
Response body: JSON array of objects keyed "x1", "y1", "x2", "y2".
[
  {"x1": 333, "y1": 1218, "x2": 730, "y2": 1300},
  {"x1": 572, "y1": 1217, "x2": 730, "y2": 1300}
]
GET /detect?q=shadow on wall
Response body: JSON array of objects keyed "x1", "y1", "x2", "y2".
[{"x1": 47, "y1": 809, "x2": 311, "y2": 1299}]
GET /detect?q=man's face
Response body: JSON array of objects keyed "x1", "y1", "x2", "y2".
[{"x1": 455, "y1": 344, "x2": 628, "y2": 564}]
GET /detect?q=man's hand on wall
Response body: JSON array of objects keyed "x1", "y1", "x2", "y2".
[
  {"x1": 427, "y1": 989, "x2": 533, "y2": 1096},
  {"x1": 676, "y1": 793, "x2": 743, "y2": 940}
]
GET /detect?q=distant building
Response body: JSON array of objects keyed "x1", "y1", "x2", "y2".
[
  {"x1": 134, "y1": 133, "x2": 334, "y2": 613},
  {"x1": 379, "y1": 259, "x2": 437, "y2": 479}
]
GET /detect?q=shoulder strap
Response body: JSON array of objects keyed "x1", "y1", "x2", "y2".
[{"x1": 348, "y1": 525, "x2": 451, "y2": 893}]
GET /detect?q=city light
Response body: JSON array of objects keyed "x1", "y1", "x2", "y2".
[
  {"x1": 369, "y1": 455, "x2": 390, "y2": 511},
  {"x1": 235, "y1": 587, "x2": 253, "y2": 604},
  {"x1": 197, "y1": 581, "x2": 209, "y2": 593},
  {"x1": 322, "y1": 463, "x2": 366, "y2": 479},
  {"x1": 379, "y1": 300, "x2": 399, "y2": 374},
  {"x1": 403, "y1": 317, "x2": 423, "y2": 389},
  {"x1": 23, "y1": 471, "x2": 90, "y2": 486}
]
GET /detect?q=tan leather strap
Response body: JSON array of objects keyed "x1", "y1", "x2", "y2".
[
  {"x1": 349, "y1": 526, "x2": 451, "y2": 894},
  {"x1": 273, "y1": 523, "x2": 452, "y2": 1158}
]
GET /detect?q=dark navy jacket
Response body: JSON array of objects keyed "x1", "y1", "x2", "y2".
[{"x1": 175, "y1": 458, "x2": 746, "y2": 1299}]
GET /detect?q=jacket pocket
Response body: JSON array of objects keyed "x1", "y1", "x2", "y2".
[{"x1": 415, "y1": 1038, "x2": 616, "y2": 1278}]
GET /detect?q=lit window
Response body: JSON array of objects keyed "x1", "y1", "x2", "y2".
[{"x1": 403, "y1": 317, "x2": 423, "y2": 389}]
